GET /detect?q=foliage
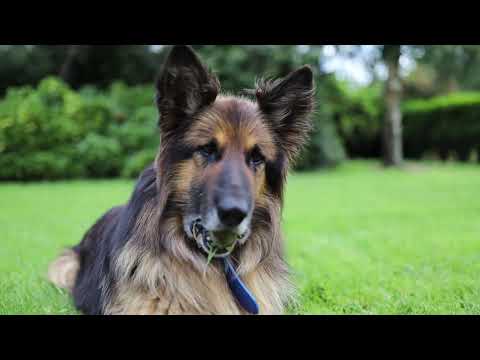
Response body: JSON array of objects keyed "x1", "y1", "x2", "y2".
[
  {"x1": 403, "y1": 92, "x2": 480, "y2": 161},
  {"x1": 323, "y1": 76, "x2": 480, "y2": 163},
  {"x1": 0, "y1": 45, "x2": 163, "y2": 95},
  {"x1": 196, "y1": 45, "x2": 321, "y2": 91},
  {"x1": 415, "y1": 45, "x2": 480, "y2": 93},
  {"x1": 76, "y1": 134, "x2": 123, "y2": 178},
  {"x1": 0, "y1": 77, "x2": 159, "y2": 180},
  {"x1": 0, "y1": 46, "x2": 54, "y2": 96},
  {"x1": 121, "y1": 149, "x2": 157, "y2": 179},
  {"x1": 296, "y1": 74, "x2": 347, "y2": 169},
  {"x1": 330, "y1": 80, "x2": 384, "y2": 158},
  {"x1": 296, "y1": 118, "x2": 346, "y2": 170}
]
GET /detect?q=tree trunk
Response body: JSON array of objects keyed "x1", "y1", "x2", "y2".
[
  {"x1": 59, "y1": 45, "x2": 83, "y2": 85},
  {"x1": 382, "y1": 45, "x2": 403, "y2": 167}
]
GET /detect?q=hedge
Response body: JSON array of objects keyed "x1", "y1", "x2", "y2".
[
  {"x1": 332, "y1": 83, "x2": 480, "y2": 162},
  {"x1": 403, "y1": 92, "x2": 480, "y2": 161},
  {"x1": 331, "y1": 81, "x2": 384, "y2": 159},
  {"x1": 0, "y1": 77, "x2": 159, "y2": 181}
]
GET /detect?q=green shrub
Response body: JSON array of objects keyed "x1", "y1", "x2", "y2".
[
  {"x1": 327, "y1": 82, "x2": 480, "y2": 162},
  {"x1": 0, "y1": 151, "x2": 80, "y2": 181},
  {"x1": 76, "y1": 134, "x2": 123, "y2": 178},
  {"x1": 107, "y1": 82, "x2": 155, "y2": 118},
  {"x1": 121, "y1": 149, "x2": 157, "y2": 179},
  {"x1": 332, "y1": 81, "x2": 383, "y2": 158},
  {"x1": 71, "y1": 96, "x2": 114, "y2": 136},
  {"x1": 0, "y1": 77, "x2": 93, "y2": 153},
  {"x1": 108, "y1": 106, "x2": 159, "y2": 153},
  {"x1": 0, "y1": 77, "x2": 161, "y2": 181},
  {"x1": 403, "y1": 92, "x2": 480, "y2": 161}
]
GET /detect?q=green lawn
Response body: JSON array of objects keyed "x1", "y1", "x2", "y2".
[{"x1": 1, "y1": 161, "x2": 479, "y2": 315}]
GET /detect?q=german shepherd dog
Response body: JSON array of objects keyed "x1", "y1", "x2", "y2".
[{"x1": 48, "y1": 45, "x2": 315, "y2": 315}]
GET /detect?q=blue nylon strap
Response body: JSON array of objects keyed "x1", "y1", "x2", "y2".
[{"x1": 223, "y1": 257, "x2": 260, "y2": 315}]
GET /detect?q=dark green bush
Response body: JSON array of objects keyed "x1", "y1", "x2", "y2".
[
  {"x1": 71, "y1": 96, "x2": 113, "y2": 136},
  {"x1": 0, "y1": 77, "x2": 161, "y2": 181},
  {"x1": 108, "y1": 107, "x2": 159, "y2": 153},
  {"x1": 0, "y1": 151, "x2": 70, "y2": 181},
  {"x1": 0, "y1": 78, "x2": 83, "y2": 153},
  {"x1": 332, "y1": 81, "x2": 383, "y2": 159},
  {"x1": 76, "y1": 134, "x2": 123, "y2": 178},
  {"x1": 326, "y1": 83, "x2": 480, "y2": 162},
  {"x1": 403, "y1": 92, "x2": 480, "y2": 161},
  {"x1": 122, "y1": 149, "x2": 157, "y2": 179},
  {"x1": 107, "y1": 82, "x2": 155, "y2": 118}
]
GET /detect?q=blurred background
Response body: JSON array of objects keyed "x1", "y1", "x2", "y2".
[
  {"x1": 1, "y1": 45, "x2": 479, "y2": 180},
  {"x1": 1, "y1": 45, "x2": 480, "y2": 314}
]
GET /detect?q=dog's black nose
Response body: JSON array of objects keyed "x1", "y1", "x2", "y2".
[{"x1": 216, "y1": 197, "x2": 248, "y2": 228}]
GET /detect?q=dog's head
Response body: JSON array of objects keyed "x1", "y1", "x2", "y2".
[{"x1": 155, "y1": 46, "x2": 315, "y2": 255}]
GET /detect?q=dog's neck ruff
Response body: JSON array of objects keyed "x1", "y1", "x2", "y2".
[{"x1": 191, "y1": 222, "x2": 259, "y2": 315}]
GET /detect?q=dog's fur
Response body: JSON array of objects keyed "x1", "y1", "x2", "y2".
[{"x1": 48, "y1": 45, "x2": 315, "y2": 315}]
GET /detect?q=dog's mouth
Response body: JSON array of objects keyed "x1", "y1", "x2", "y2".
[{"x1": 190, "y1": 219, "x2": 248, "y2": 259}]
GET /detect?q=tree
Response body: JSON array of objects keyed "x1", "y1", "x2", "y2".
[
  {"x1": 59, "y1": 45, "x2": 85, "y2": 84},
  {"x1": 192, "y1": 45, "x2": 322, "y2": 92},
  {"x1": 382, "y1": 45, "x2": 403, "y2": 167},
  {"x1": 330, "y1": 45, "x2": 405, "y2": 167},
  {"x1": 53, "y1": 45, "x2": 162, "y2": 89},
  {"x1": 0, "y1": 45, "x2": 55, "y2": 95},
  {"x1": 0, "y1": 45, "x2": 163, "y2": 94},
  {"x1": 415, "y1": 45, "x2": 480, "y2": 94}
]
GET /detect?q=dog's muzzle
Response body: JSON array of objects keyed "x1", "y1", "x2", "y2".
[{"x1": 190, "y1": 220, "x2": 248, "y2": 259}]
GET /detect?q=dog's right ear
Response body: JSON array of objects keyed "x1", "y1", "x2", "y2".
[{"x1": 156, "y1": 45, "x2": 220, "y2": 134}]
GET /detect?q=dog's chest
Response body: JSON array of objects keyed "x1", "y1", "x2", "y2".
[
  {"x1": 106, "y1": 247, "x2": 288, "y2": 315},
  {"x1": 107, "y1": 272, "x2": 247, "y2": 315},
  {"x1": 105, "y1": 265, "x2": 284, "y2": 315}
]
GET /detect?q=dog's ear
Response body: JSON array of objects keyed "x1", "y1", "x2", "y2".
[
  {"x1": 255, "y1": 66, "x2": 315, "y2": 163},
  {"x1": 156, "y1": 45, "x2": 220, "y2": 134}
]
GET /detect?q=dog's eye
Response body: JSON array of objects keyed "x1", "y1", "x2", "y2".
[
  {"x1": 198, "y1": 141, "x2": 220, "y2": 162},
  {"x1": 248, "y1": 146, "x2": 265, "y2": 168}
]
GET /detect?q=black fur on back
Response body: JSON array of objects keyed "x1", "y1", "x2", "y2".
[{"x1": 71, "y1": 165, "x2": 157, "y2": 315}]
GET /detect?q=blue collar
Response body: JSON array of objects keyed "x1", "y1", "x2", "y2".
[
  {"x1": 223, "y1": 256, "x2": 259, "y2": 315},
  {"x1": 190, "y1": 221, "x2": 259, "y2": 314}
]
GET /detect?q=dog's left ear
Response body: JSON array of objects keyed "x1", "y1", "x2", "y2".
[
  {"x1": 156, "y1": 45, "x2": 220, "y2": 135},
  {"x1": 255, "y1": 65, "x2": 315, "y2": 162}
]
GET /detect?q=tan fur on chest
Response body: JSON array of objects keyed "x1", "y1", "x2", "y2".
[{"x1": 105, "y1": 247, "x2": 287, "y2": 315}]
